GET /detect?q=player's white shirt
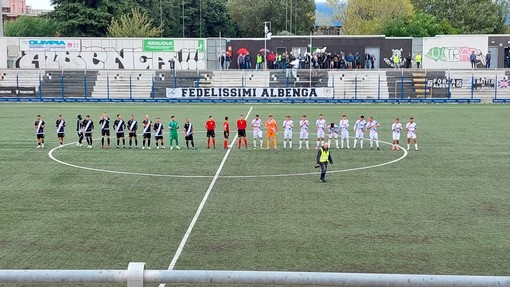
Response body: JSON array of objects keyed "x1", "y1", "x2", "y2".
[
  {"x1": 366, "y1": 120, "x2": 379, "y2": 135},
  {"x1": 316, "y1": 118, "x2": 326, "y2": 138},
  {"x1": 282, "y1": 119, "x2": 293, "y2": 139},
  {"x1": 252, "y1": 118, "x2": 263, "y2": 138},
  {"x1": 339, "y1": 119, "x2": 349, "y2": 139},
  {"x1": 299, "y1": 119, "x2": 309, "y2": 139},
  {"x1": 406, "y1": 122, "x2": 417, "y2": 139},
  {"x1": 392, "y1": 122, "x2": 403, "y2": 140},
  {"x1": 354, "y1": 119, "x2": 366, "y2": 138},
  {"x1": 328, "y1": 125, "x2": 339, "y2": 139}
]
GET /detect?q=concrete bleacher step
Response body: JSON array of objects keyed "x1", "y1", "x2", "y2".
[{"x1": 91, "y1": 71, "x2": 153, "y2": 98}]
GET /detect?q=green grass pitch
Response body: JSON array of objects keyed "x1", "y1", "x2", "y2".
[{"x1": 1, "y1": 103, "x2": 509, "y2": 286}]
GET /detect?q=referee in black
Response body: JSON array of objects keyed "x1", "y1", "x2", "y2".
[{"x1": 316, "y1": 143, "x2": 333, "y2": 183}]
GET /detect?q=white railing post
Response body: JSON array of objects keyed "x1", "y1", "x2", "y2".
[{"x1": 126, "y1": 262, "x2": 146, "y2": 287}]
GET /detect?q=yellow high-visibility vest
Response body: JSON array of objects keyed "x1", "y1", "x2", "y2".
[
  {"x1": 320, "y1": 149, "x2": 329, "y2": 163},
  {"x1": 415, "y1": 54, "x2": 422, "y2": 62},
  {"x1": 256, "y1": 55, "x2": 263, "y2": 63}
]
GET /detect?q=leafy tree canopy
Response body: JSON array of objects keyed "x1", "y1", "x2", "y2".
[
  {"x1": 4, "y1": 16, "x2": 61, "y2": 37},
  {"x1": 382, "y1": 12, "x2": 459, "y2": 37},
  {"x1": 107, "y1": 7, "x2": 163, "y2": 37}
]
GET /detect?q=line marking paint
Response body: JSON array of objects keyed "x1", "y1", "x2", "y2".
[{"x1": 158, "y1": 106, "x2": 254, "y2": 285}]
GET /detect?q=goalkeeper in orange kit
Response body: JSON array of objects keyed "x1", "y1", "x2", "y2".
[{"x1": 265, "y1": 114, "x2": 278, "y2": 150}]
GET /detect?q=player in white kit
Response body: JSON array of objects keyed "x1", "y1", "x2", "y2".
[
  {"x1": 365, "y1": 116, "x2": 380, "y2": 150},
  {"x1": 282, "y1": 115, "x2": 294, "y2": 149},
  {"x1": 299, "y1": 115, "x2": 310, "y2": 149},
  {"x1": 352, "y1": 115, "x2": 366, "y2": 149},
  {"x1": 406, "y1": 117, "x2": 418, "y2": 150},
  {"x1": 339, "y1": 114, "x2": 350, "y2": 149},
  {"x1": 327, "y1": 123, "x2": 340, "y2": 149},
  {"x1": 315, "y1": 114, "x2": 326, "y2": 149},
  {"x1": 251, "y1": 114, "x2": 264, "y2": 149},
  {"x1": 391, "y1": 117, "x2": 403, "y2": 150}
]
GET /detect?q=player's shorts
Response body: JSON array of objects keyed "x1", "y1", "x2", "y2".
[
  {"x1": 300, "y1": 130, "x2": 308, "y2": 139},
  {"x1": 101, "y1": 130, "x2": 110, "y2": 136},
  {"x1": 37, "y1": 134, "x2": 45, "y2": 139},
  {"x1": 253, "y1": 129, "x2": 262, "y2": 139},
  {"x1": 284, "y1": 129, "x2": 292, "y2": 139},
  {"x1": 155, "y1": 135, "x2": 163, "y2": 140},
  {"x1": 392, "y1": 132, "x2": 401, "y2": 141},
  {"x1": 57, "y1": 132, "x2": 65, "y2": 138},
  {"x1": 129, "y1": 132, "x2": 137, "y2": 137},
  {"x1": 407, "y1": 132, "x2": 417, "y2": 139},
  {"x1": 207, "y1": 130, "x2": 215, "y2": 138},
  {"x1": 185, "y1": 134, "x2": 194, "y2": 141},
  {"x1": 238, "y1": 129, "x2": 246, "y2": 137},
  {"x1": 316, "y1": 130, "x2": 325, "y2": 139},
  {"x1": 328, "y1": 132, "x2": 338, "y2": 139},
  {"x1": 116, "y1": 132, "x2": 124, "y2": 138},
  {"x1": 341, "y1": 130, "x2": 349, "y2": 139},
  {"x1": 355, "y1": 130, "x2": 364, "y2": 139},
  {"x1": 370, "y1": 132, "x2": 379, "y2": 141},
  {"x1": 267, "y1": 131, "x2": 276, "y2": 138},
  {"x1": 85, "y1": 132, "x2": 92, "y2": 137},
  {"x1": 224, "y1": 131, "x2": 229, "y2": 139},
  {"x1": 143, "y1": 133, "x2": 151, "y2": 139}
]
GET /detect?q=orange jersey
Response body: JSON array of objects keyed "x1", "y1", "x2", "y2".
[{"x1": 265, "y1": 119, "x2": 278, "y2": 133}]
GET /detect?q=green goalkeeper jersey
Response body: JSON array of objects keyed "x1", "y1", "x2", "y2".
[{"x1": 168, "y1": 121, "x2": 179, "y2": 135}]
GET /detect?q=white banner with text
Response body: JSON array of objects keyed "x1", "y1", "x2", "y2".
[{"x1": 166, "y1": 87, "x2": 334, "y2": 98}]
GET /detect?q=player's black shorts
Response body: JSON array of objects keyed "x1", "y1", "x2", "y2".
[
  {"x1": 207, "y1": 130, "x2": 215, "y2": 138},
  {"x1": 129, "y1": 132, "x2": 137, "y2": 137},
  {"x1": 155, "y1": 135, "x2": 163, "y2": 140},
  {"x1": 238, "y1": 129, "x2": 246, "y2": 137},
  {"x1": 185, "y1": 134, "x2": 194, "y2": 141},
  {"x1": 143, "y1": 133, "x2": 151, "y2": 139},
  {"x1": 102, "y1": 130, "x2": 110, "y2": 136},
  {"x1": 224, "y1": 131, "x2": 230, "y2": 139},
  {"x1": 116, "y1": 133, "x2": 124, "y2": 138},
  {"x1": 85, "y1": 132, "x2": 92, "y2": 137},
  {"x1": 57, "y1": 133, "x2": 65, "y2": 138},
  {"x1": 37, "y1": 134, "x2": 45, "y2": 139}
]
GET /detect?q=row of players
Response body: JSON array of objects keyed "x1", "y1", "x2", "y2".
[{"x1": 33, "y1": 113, "x2": 418, "y2": 151}]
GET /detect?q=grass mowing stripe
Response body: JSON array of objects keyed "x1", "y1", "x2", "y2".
[{"x1": 159, "y1": 106, "x2": 254, "y2": 285}]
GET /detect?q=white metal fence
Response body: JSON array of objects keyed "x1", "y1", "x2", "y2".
[{"x1": 1, "y1": 262, "x2": 510, "y2": 286}]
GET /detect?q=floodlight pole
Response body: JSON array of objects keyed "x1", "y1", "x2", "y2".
[{"x1": 263, "y1": 21, "x2": 271, "y2": 71}]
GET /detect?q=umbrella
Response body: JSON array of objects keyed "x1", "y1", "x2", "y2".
[
  {"x1": 237, "y1": 48, "x2": 249, "y2": 54},
  {"x1": 259, "y1": 48, "x2": 270, "y2": 54}
]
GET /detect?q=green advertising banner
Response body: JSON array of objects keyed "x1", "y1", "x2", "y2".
[
  {"x1": 197, "y1": 39, "x2": 205, "y2": 52},
  {"x1": 143, "y1": 39, "x2": 174, "y2": 52}
]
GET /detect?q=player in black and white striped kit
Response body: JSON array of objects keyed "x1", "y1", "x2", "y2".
[
  {"x1": 142, "y1": 115, "x2": 152, "y2": 150},
  {"x1": 55, "y1": 114, "x2": 66, "y2": 146},
  {"x1": 114, "y1": 114, "x2": 126, "y2": 148},
  {"x1": 127, "y1": 115, "x2": 138, "y2": 148},
  {"x1": 76, "y1": 115, "x2": 84, "y2": 147},
  {"x1": 99, "y1": 112, "x2": 111, "y2": 149},
  {"x1": 34, "y1": 114, "x2": 45, "y2": 148},
  {"x1": 83, "y1": 115, "x2": 94, "y2": 149},
  {"x1": 153, "y1": 117, "x2": 165, "y2": 149}
]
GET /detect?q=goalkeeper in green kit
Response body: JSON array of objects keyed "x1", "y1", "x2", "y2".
[{"x1": 168, "y1": 115, "x2": 180, "y2": 150}]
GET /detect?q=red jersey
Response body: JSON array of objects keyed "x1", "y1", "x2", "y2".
[
  {"x1": 205, "y1": 119, "x2": 216, "y2": 131},
  {"x1": 223, "y1": 121, "x2": 230, "y2": 132},
  {"x1": 236, "y1": 119, "x2": 247, "y2": 130}
]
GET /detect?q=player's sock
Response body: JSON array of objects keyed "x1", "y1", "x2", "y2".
[
  {"x1": 244, "y1": 138, "x2": 248, "y2": 148},
  {"x1": 224, "y1": 139, "x2": 227, "y2": 149},
  {"x1": 283, "y1": 140, "x2": 287, "y2": 149},
  {"x1": 147, "y1": 139, "x2": 151, "y2": 147},
  {"x1": 253, "y1": 139, "x2": 256, "y2": 148},
  {"x1": 143, "y1": 139, "x2": 146, "y2": 147},
  {"x1": 238, "y1": 139, "x2": 241, "y2": 148},
  {"x1": 360, "y1": 141, "x2": 364, "y2": 148},
  {"x1": 135, "y1": 138, "x2": 138, "y2": 147},
  {"x1": 415, "y1": 144, "x2": 418, "y2": 150},
  {"x1": 376, "y1": 140, "x2": 379, "y2": 148},
  {"x1": 186, "y1": 141, "x2": 189, "y2": 149},
  {"x1": 122, "y1": 139, "x2": 125, "y2": 146},
  {"x1": 299, "y1": 140, "x2": 302, "y2": 149},
  {"x1": 407, "y1": 144, "x2": 410, "y2": 150},
  {"x1": 335, "y1": 139, "x2": 339, "y2": 148},
  {"x1": 321, "y1": 140, "x2": 325, "y2": 146},
  {"x1": 266, "y1": 140, "x2": 270, "y2": 149},
  {"x1": 316, "y1": 140, "x2": 320, "y2": 147},
  {"x1": 129, "y1": 139, "x2": 132, "y2": 146},
  {"x1": 289, "y1": 140, "x2": 292, "y2": 149},
  {"x1": 191, "y1": 140, "x2": 195, "y2": 148},
  {"x1": 101, "y1": 138, "x2": 104, "y2": 146},
  {"x1": 117, "y1": 139, "x2": 120, "y2": 146},
  {"x1": 107, "y1": 138, "x2": 110, "y2": 146},
  {"x1": 207, "y1": 138, "x2": 210, "y2": 148},
  {"x1": 305, "y1": 140, "x2": 309, "y2": 149},
  {"x1": 370, "y1": 141, "x2": 373, "y2": 148},
  {"x1": 213, "y1": 139, "x2": 216, "y2": 148},
  {"x1": 353, "y1": 139, "x2": 357, "y2": 148},
  {"x1": 273, "y1": 139, "x2": 277, "y2": 149}
]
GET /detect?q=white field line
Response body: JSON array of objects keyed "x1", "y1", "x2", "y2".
[{"x1": 159, "y1": 106, "x2": 254, "y2": 286}]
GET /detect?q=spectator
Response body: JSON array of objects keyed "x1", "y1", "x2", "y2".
[
  {"x1": 485, "y1": 51, "x2": 491, "y2": 69},
  {"x1": 506, "y1": 51, "x2": 510, "y2": 68},
  {"x1": 268, "y1": 52, "x2": 276, "y2": 69},
  {"x1": 245, "y1": 52, "x2": 252, "y2": 69},
  {"x1": 225, "y1": 53, "x2": 231, "y2": 69},
  {"x1": 470, "y1": 51, "x2": 477, "y2": 69},
  {"x1": 370, "y1": 54, "x2": 376, "y2": 69},
  {"x1": 354, "y1": 52, "x2": 361, "y2": 69},
  {"x1": 237, "y1": 53, "x2": 245, "y2": 69},
  {"x1": 345, "y1": 52, "x2": 354, "y2": 70},
  {"x1": 219, "y1": 53, "x2": 225, "y2": 70},
  {"x1": 415, "y1": 53, "x2": 421, "y2": 69},
  {"x1": 256, "y1": 53, "x2": 263, "y2": 70},
  {"x1": 364, "y1": 53, "x2": 371, "y2": 69},
  {"x1": 405, "y1": 53, "x2": 412, "y2": 69}
]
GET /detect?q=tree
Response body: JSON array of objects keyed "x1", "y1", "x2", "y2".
[
  {"x1": 411, "y1": 0, "x2": 509, "y2": 34},
  {"x1": 227, "y1": 0, "x2": 315, "y2": 37},
  {"x1": 49, "y1": 0, "x2": 131, "y2": 36},
  {"x1": 382, "y1": 12, "x2": 458, "y2": 37},
  {"x1": 107, "y1": 7, "x2": 163, "y2": 37},
  {"x1": 327, "y1": 0, "x2": 414, "y2": 35},
  {"x1": 4, "y1": 16, "x2": 61, "y2": 37}
]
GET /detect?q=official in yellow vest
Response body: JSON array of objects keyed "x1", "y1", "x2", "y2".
[
  {"x1": 315, "y1": 143, "x2": 333, "y2": 183},
  {"x1": 415, "y1": 53, "x2": 422, "y2": 69}
]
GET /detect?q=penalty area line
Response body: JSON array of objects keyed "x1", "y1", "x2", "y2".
[{"x1": 159, "y1": 106, "x2": 254, "y2": 286}]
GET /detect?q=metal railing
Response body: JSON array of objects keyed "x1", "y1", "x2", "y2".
[{"x1": 1, "y1": 262, "x2": 510, "y2": 286}]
